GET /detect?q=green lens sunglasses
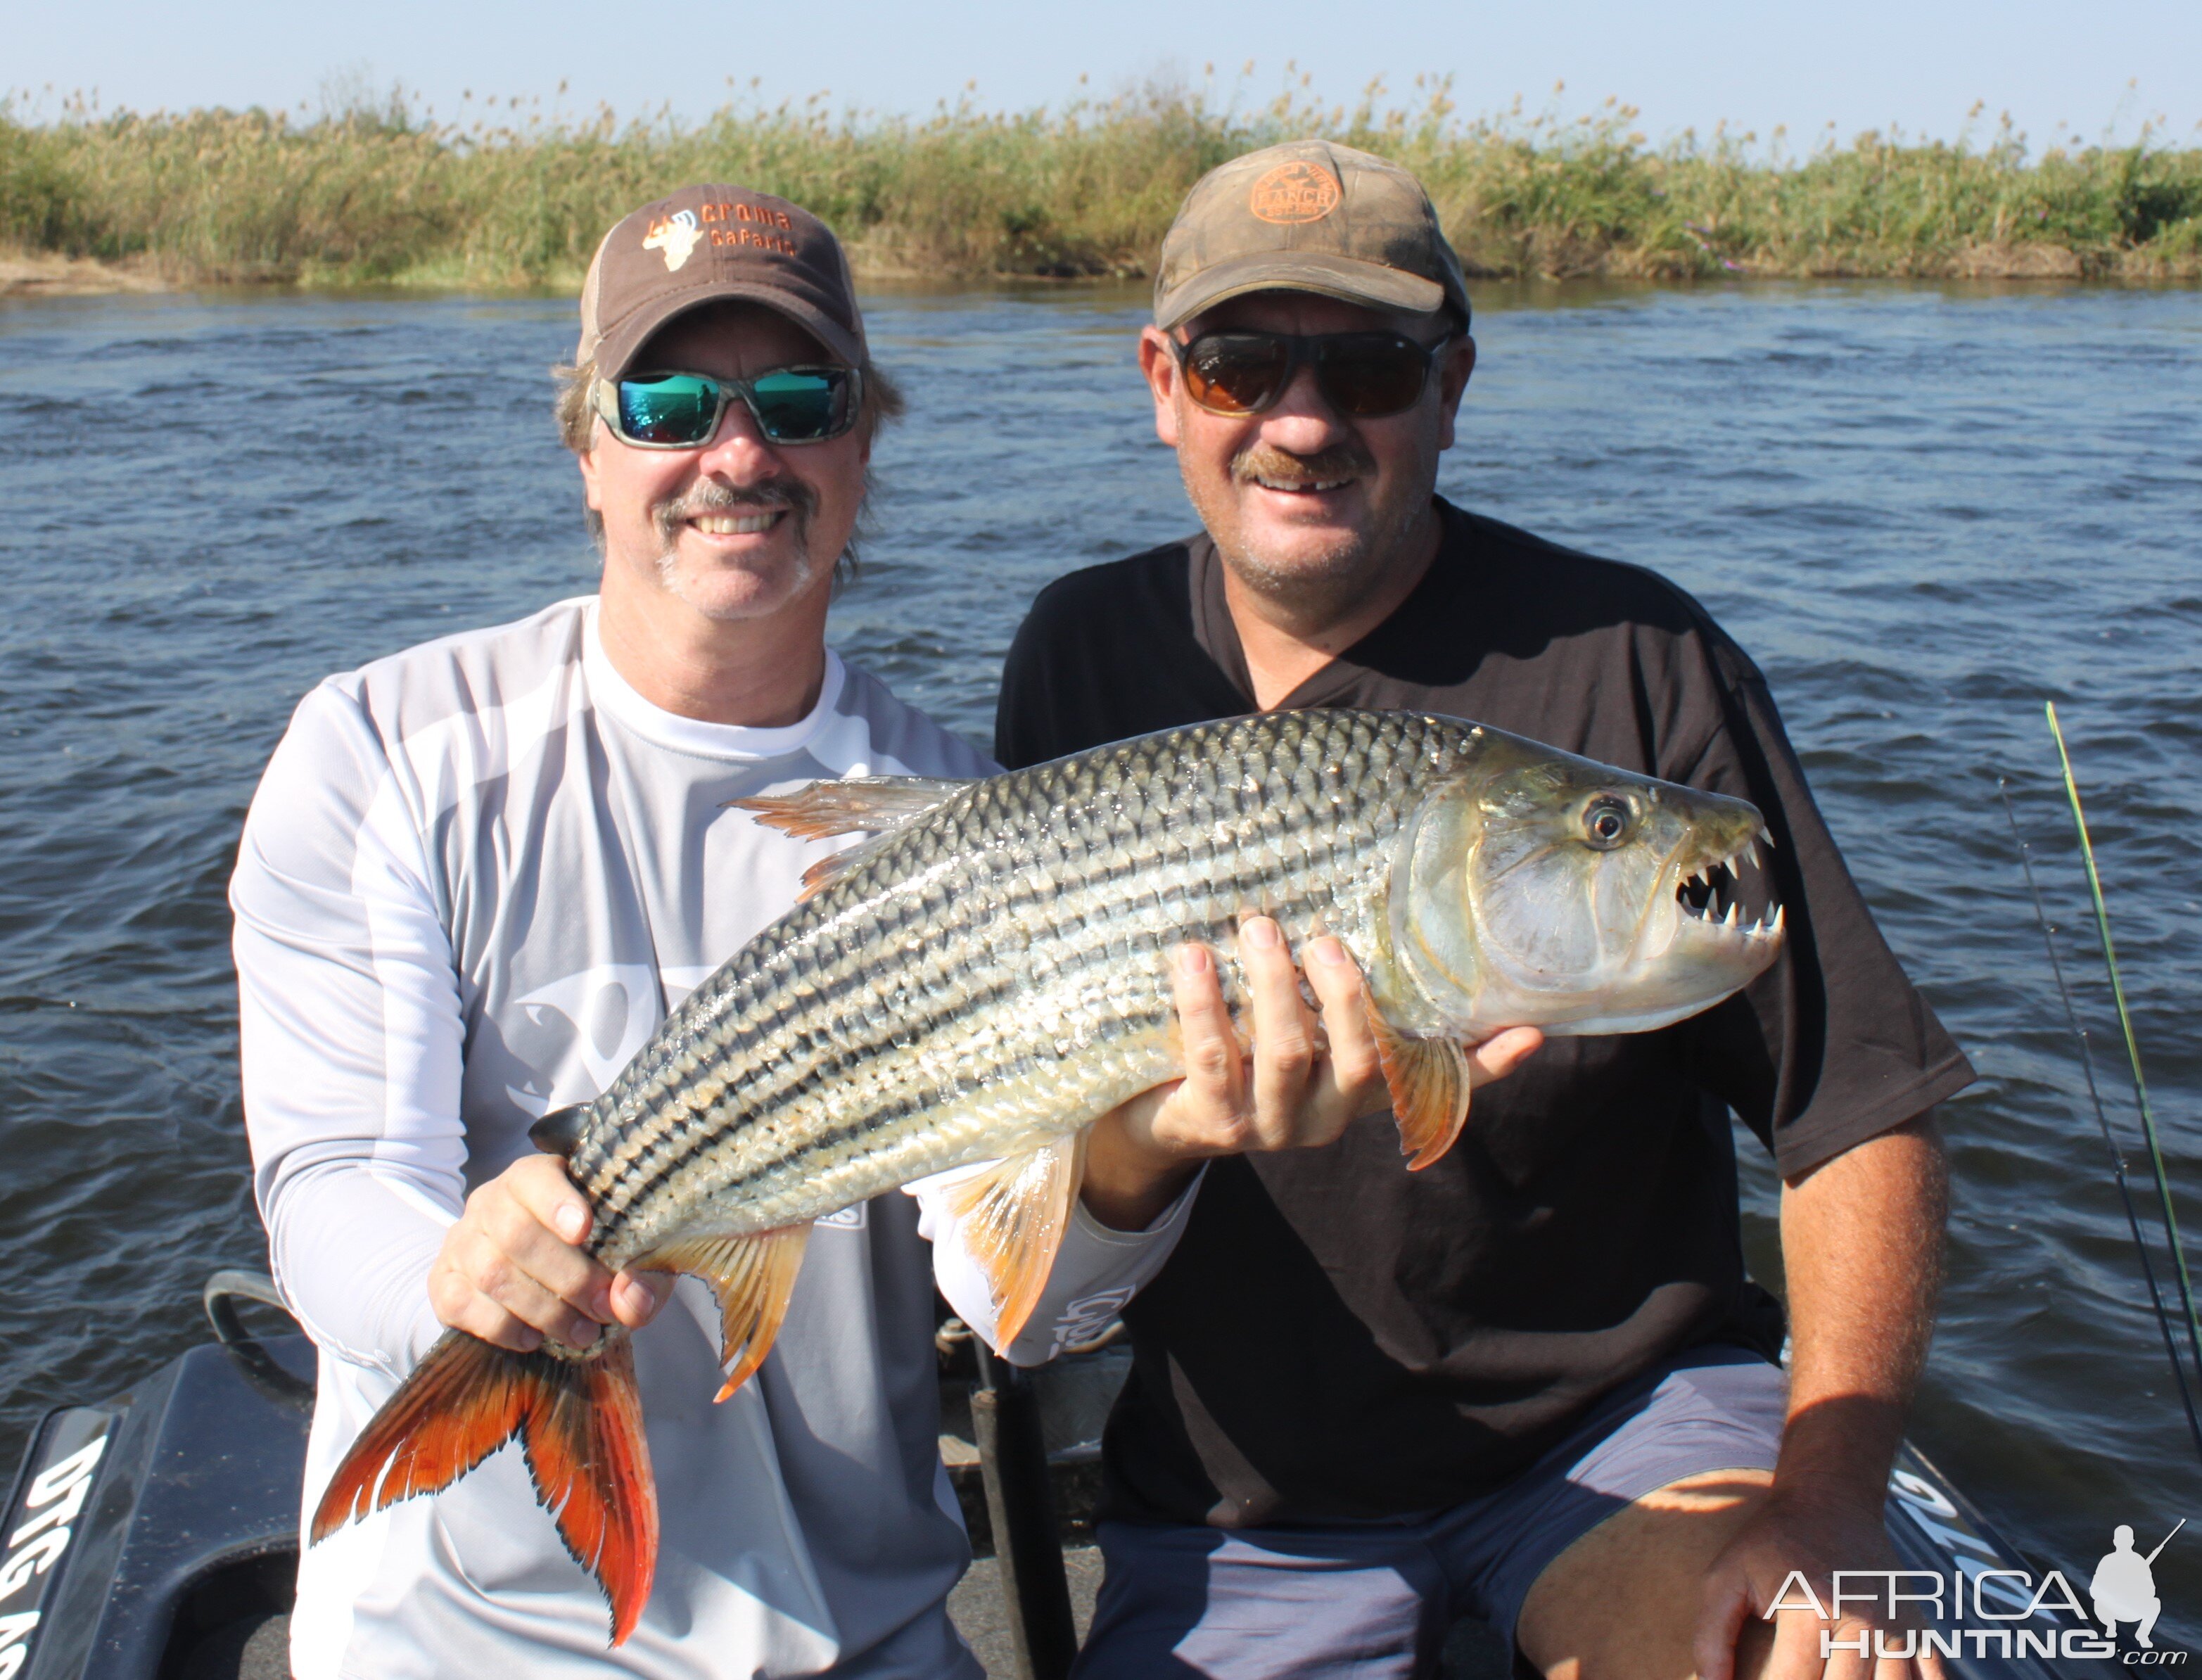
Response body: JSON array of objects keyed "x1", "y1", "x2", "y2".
[{"x1": 592, "y1": 365, "x2": 864, "y2": 448}]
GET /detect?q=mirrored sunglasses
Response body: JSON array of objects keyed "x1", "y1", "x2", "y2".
[{"x1": 592, "y1": 365, "x2": 863, "y2": 448}]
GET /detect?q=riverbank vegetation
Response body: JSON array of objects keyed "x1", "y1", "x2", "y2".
[{"x1": 3, "y1": 79, "x2": 2198, "y2": 291}]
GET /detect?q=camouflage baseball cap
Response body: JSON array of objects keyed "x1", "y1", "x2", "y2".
[
  {"x1": 577, "y1": 183, "x2": 867, "y2": 379},
  {"x1": 1153, "y1": 140, "x2": 1470, "y2": 331}
]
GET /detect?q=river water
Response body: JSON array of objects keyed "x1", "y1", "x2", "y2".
[{"x1": 1, "y1": 279, "x2": 2198, "y2": 1634}]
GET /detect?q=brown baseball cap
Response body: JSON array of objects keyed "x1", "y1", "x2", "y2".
[
  {"x1": 576, "y1": 183, "x2": 867, "y2": 379},
  {"x1": 1153, "y1": 140, "x2": 1470, "y2": 331}
]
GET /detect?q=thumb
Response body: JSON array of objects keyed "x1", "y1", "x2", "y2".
[
  {"x1": 610, "y1": 1269, "x2": 676, "y2": 1328},
  {"x1": 1695, "y1": 1566, "x2": 1754, "y2": 1680}
]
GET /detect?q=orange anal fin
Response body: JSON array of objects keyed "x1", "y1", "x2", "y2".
[
  {"x1": 638, "y1": 1224, "x2": 813, "y2": 1402},
  {"x1": 1366, "y1": 1001, "x2": 1472, "y2": 1171},
  {"x1": 516, "y1": 1336, "x2": 658, "y2": 1647},
  {"x1": 309, "y1": 1328, "x2": 660, "y2": 1648},
  {"x1": 941, "y1": 1133, "x2": 1088, "y2": 1346}
]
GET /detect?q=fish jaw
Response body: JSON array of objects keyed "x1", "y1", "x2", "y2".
[{"x1": 1565, "y1": 840, "x2": 1785, "y2": 1033}]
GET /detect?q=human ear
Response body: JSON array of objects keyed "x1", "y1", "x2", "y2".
[
  {"x1": 1435, "y1": 336, "x2": 1475, "y2": 452},
  {"x1": 576, "y1": 426, "x2": 606, "y2": 513},
  {"x1": 1138, "y1": 326, "x2": 1183, "y2": 449}
]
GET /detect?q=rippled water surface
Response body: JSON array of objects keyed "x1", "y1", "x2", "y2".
[{"x1": 2, "y1": 279, "x2": 2198, "y2": 1627}]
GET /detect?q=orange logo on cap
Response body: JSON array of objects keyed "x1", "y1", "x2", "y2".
[{"x1": 1249, "y1": 162, "x2": 1341, "y2": 224}]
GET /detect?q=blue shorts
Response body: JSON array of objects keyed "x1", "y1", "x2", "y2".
[{"x1": 1071, "y1": 1344, "x2": 1787, "y2": 1679}]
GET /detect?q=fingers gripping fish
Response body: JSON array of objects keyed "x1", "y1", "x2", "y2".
[{"x1": 308, "y1": 709, "x2": 1783, "y2": 1642}]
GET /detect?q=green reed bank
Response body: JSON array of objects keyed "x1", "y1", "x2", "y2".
[{"x1": 2, "y1": 86, "x2": 2199, "y2": 289}]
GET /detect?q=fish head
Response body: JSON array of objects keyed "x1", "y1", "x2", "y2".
[{"x1": 1392, "y1": 730, "x2": 1783, "y2": 1036}]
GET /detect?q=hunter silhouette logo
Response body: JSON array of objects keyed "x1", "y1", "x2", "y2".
[
  {"x1": 644, "y1": 210, "x2": 702, "y2": 272},
  {"x1": 2094, "y1": 1520, "x2": 2181, "y2": 1649}
]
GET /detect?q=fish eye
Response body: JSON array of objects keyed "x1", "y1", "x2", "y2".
[{"x1": 1582, "y1": 796, "x2": 1632, "y2": 849}]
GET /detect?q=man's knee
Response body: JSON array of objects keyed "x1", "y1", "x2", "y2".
[{"x1": 1517, "y1": 1470, "x2": 1776, "y2": 1680}]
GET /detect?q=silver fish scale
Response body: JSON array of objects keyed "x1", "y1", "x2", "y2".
[{"x1": 568, "y1": 710, "x2": 1477, "y2": 1271}]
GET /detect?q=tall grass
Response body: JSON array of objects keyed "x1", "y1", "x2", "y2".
[{"x1": 4, "y1": 81, "x2": 2197, "y2": 288}]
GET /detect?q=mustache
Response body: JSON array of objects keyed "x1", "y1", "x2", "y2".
[
  {"x1": 651, "y1": 476, "x2": 818, "y2": 542},
  {"x1": 1230, "y1": 442, "x2": 1375, "y2": 486}
]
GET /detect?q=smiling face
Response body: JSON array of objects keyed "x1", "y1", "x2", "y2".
[
  {"x1": 1138, "y1": 291, "x2": 1475, "y2": 628},
  {"x1": 578, "y1": 301, "x2": 869, "y2": 625}
]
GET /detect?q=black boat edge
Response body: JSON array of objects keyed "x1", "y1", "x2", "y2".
[{"x1": 0, "y1": 1273, "x2": 2133, "y2": 1679}]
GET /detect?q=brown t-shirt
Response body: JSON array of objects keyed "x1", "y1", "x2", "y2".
[{"x1": 993, "y1": 499, "x2": 1974, "y2": 1529}]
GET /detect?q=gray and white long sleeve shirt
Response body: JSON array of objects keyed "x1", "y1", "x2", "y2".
[{"x1": 232, "y1": 598, "x2": 1193, "y2": 1679}]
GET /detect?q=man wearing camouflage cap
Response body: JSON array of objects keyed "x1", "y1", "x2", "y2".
[{"x1": 994, "y1": 140, "x2": 1968, "y2": 1679}]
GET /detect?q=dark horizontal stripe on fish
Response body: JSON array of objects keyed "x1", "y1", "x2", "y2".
[
  {"x1": 581, "y1": 871, "x2": 1349, "y2": 1246},
  {"x1": 578, "y1": 872, "x2": 1355, "y2": 1225},
  {"x1": 579, "y1": 817, "x2": 1368, "y2": 1173},
  {"x1": 605, "y1": 996, "x2": 1188, "y2": 1247},
  {"x1": 596, "y1": 789, "x2": 1375, "y2": 1110},
  {"x1": 624, "y1": 849, "x2": 1355, "y2": 1133},
  {"x1": 594, "y1": 712, "x2": 1424, "y2": 1109},
  {"x1": 587, "y1": 935, "x2": 1260, "y2": 1243}
]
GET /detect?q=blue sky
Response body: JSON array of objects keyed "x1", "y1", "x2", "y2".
[{"x1": 11, "y1": 0, "x2": 2198, "y2": 151}]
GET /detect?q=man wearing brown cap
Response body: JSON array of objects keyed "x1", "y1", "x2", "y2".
[
  {"x1": 994, "y1": 141, "x2": 1968, "y2": 1679},
  {"x1": 234, "y1": 184, "x2": 1226, "y2": 1676}
]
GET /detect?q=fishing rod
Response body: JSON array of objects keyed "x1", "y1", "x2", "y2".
[
  {"x1": 1999, "y1": 777, "x2": 2202, "y2": 1468},
  {"x1": 2045, "y1": 702, "x2": 2202, "y2": 1398}
]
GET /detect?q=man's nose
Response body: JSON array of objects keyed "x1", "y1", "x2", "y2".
[
  {"x1": 1254, "y1": 362, "x2": 1352, "y2": 454},
  {"x1": 694, "y1": 394, "x2": 779, "y2": 476}
]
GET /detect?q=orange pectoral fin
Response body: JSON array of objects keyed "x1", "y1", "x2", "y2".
[
  {"x1": 638, "y1": 1224, "x2": 813, "y2": 1401},
  {"x1": 1366, "y1": 1001, "x2": 1473, "y2": 1171},
  {"x1": 941, "y1": 1132, "x2": 1088, "y2": 1346}
]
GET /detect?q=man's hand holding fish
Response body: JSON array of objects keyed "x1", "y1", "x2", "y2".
[{"x1": 1082, "y1": 923, "x2": 1544, "y2": 1233}]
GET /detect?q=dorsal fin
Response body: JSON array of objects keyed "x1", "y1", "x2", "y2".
[
  {"x1": 732, "y1": 775, "x2": 973, "y2": 903},
  {"x1": 730, "y1": 775, "x2": 969, "y2": 841},
  {"x1": 529, "y1": 1103, "x2": 592, "y2": 1158}
]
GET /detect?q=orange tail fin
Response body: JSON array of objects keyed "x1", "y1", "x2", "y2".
[{"x1": 310, "y1": 1330, "x2": 659, "y2": 1646}]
